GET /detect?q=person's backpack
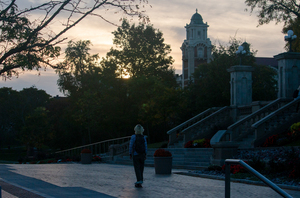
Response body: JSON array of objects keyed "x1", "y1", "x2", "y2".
[
  {"x1": 134, "y1": 134, "x2": 145, "y2": 154},
  {"x1": 293, "y1": 89, "x2": 299, "y2": 98}
]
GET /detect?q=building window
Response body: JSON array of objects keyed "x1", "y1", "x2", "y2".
[
  {"x1": 184, "y1": 69, "x2": 188, "y2": 79},
  {"x1": 197, "y1": 47, "x2": 203, "y2": 58}
]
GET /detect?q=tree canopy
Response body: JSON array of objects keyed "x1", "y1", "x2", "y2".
[
  {"x1": 54, "y1": 18, "x2": 178, "y2": 144},
  {"x1": 245, "y1": 0, "x2": 300, "y2": 52},
  {"x1": 245, "y1": 0, "x2": 300, "y2": 25},
  {"x1": 0, "y1": 86, "x2": 51, "y2": 148},
  {"x1": 0, "y1": 0, "x2": 149, "y2": 78},
  {"x1": 101, "y1": 19, "x2": 175, "y2": 83}
]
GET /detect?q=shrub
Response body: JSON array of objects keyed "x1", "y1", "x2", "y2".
[
  {"x1": 81, "y1": 148, "x2": 92, "y2": 153},
  {"x1": 184, "y1": 141, "x2": 193, "y2": 148},
  {"x1": 262, "y1": 122, "x2": 300, "y2": 147},
  {"x1": 247, "y1": 157, "x2": 266, "y2": 172},
  {"x1": 222, "y1": 164, "x2": 247, "y2": 174},
  {"x1": 93, "y1": 155, "x2": 102, "y2": 162},
  {"x1": 153, "y1": 149, "x2": 172, "y2": 157},
  {"x1": 184, "y1": 139, "x2": 211, "y2": 148},
  {"x1": 262, "y1": 134, "x2": 278, "y2": 147}
]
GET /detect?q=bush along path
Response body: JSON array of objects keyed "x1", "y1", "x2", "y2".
[{"x1": 187, "y1": 147, "x2": 300, "y2": 189}]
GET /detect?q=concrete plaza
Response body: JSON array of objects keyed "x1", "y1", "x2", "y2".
[{"x1": 0, "y1": 163, "x2": 299, "y2": 198}]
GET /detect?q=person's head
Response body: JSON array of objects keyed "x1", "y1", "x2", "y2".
[{"x1": 134, "y1": 124, "x2": 144, "y2": 135}]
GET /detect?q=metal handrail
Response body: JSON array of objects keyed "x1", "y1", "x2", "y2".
[
  {"x1": 55, "y1": 136, "x2": 132, "y2": 156},
  {"x1": 224, "y1": 159, "x2": 293, "y2": 198}
]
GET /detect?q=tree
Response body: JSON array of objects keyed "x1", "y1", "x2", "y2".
[
  {"x1": 57, "y1": 40, "x2": 106, "y2": 144},
  {"x1": 102, "y1": 19, "x2": 175, "y2": 84},
  {"x1": 0, "y1": 87, "x2": 51, "y2": 148},
  {"x1": 20, "y1": 107, "x2": 54, "y2": 150},
  {"x1": 245, "y1": 0, "x2": 300, "y2": 25},
  {"x1": 0, "y1": 87, "x2": 21, "y2": 147},
  {"x1": 0, "y1": 0, "x2": 149, "y2": 78},
  {"x1": 19, "y1": 87, "x2": 51, "y2": 124},
  {"x1": 57, "y1": 40, "x2": 102, "y2": 96},
  {"x1": 282, "y1": 17, "x2": 300, "y2": 52},
  {"x1": 245, "y1": 0, "x2": 300, "y2": 52}
]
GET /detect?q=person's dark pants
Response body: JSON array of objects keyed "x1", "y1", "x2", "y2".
[{"x1": 133, "y1": 154, "x2": 145, "y2": 182}]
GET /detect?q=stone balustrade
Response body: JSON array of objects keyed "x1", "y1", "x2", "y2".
[
  {"x1": 167, "y1": 107, "x2": 220, "y2": 146},
  {"x1": 252, "y1": 97, "x2": 300, "y2": 146},
  {"x1": 181, "y1": 106, "x2": 232, "y2": 144},
  {"x1": 228, "y1": 98, "x2": 291, "y2": 142}
]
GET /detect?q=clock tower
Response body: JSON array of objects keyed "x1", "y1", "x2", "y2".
[{"x1": 181, "y1": 10, "x2": 212, "y2": 87}]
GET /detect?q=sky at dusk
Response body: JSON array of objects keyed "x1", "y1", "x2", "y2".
[{"x1": 0, "y1": 0, "x2": 287, "y2": 96}]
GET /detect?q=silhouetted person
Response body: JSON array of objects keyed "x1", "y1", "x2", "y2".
[{"x1": 129, "y1": 124, "x2": 147, "y2": 187}]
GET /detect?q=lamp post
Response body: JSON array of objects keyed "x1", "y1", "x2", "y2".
[
  {"x1": 236, "y1": 45, "x2": 246, "y2": 65},
  {"x1": 284, "y1": 30, "x2": 297, "y2": 52}
]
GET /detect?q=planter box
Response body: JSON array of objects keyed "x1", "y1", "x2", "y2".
[
  {"x1": 154, "y1": 157, "x2": 172, "y2": 174},
  {"x1": 81, "y1": 153, "x2": 92, "y2": 164}
]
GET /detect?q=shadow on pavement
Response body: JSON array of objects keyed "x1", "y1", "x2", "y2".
[{"x1": 0, "y1": 164, "x2": 116, "y2": 198}]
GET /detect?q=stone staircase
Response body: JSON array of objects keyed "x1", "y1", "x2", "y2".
[
  {"x1": 168, "y1": 106, "x2": 232, "y2": 148},
  {"x1": 168, "y1": 98, "x2": 300, "y2": 149},
  {"x1": 111, "y1": 148, "x2": 213, "y2": 170}
]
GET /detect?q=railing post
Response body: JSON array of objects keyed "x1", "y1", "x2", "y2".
[{"x1": 225, "y1": 161, "x2": 231, "y2": 198}]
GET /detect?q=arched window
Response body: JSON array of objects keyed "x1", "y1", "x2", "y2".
[{"x1": 197, "y1": 47, "x2": 203, "y2": 58}]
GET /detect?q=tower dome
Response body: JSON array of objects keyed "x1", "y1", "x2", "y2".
[{"x1": 190, "y1": 9, "x2": 203, "y2": 25}]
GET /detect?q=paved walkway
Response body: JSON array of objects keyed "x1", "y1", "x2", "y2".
[{"x1": 0, "y1": 163, "x2": 299, "y2": 198}]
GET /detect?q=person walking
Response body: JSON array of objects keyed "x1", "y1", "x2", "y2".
[{"x1": 129, "y1": 124, "x2": 147, "y2": 188}]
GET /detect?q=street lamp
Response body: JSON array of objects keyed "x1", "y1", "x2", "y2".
[
  {"x1": 236, "y1": 44, "x2": 247, "y2": 65},
  {"x1": 284, "y1": 30, "x2": 297, "y2": 52}
]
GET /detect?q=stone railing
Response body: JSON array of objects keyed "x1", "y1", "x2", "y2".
[
  {"x1": 252, "y1": 98, "x2": 300, "y2": 146},
  {"x1": 228, "y1": 98, "x2": 291, "y2": 142},
  {"x1": 181, "y1": 106, "x2": 232, "y2": 144},
  {"x1": 167, "y1": 107, "x2": 220, "y2": 146}
]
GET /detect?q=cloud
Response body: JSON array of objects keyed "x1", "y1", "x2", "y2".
[
  {"x1": 0, "y1": 68, "x2": 61, "y2": 96},
  {"x1": 1, "y1": 0, "x2": 289, "y2": 96}
]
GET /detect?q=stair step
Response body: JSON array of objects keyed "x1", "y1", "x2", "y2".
[{"x1": 113, "y1": 148, "x2": 213, "y2": 169}]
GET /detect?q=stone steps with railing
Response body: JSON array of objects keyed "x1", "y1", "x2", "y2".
[
  {"x1": 112, "y1": 148, "x2": 213, "y2": 170},
  {"x1": 212, "y1": 98, "x2": 300, "y2": 149},
  {"x1": 167, "y1": 107, "x2": 221, "y2": 148}
]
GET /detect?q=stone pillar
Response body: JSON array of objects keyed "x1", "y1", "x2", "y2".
[
  {"x1": 274, "y1": 52, "x2": 300, "y2": 99},
  {"x1": 227, "y1": 65, "x2": 254, "y2": 106}
]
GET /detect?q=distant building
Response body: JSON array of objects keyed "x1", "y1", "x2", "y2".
[
  {"x1": 179, "y1": 11, "x2": 279, "y2": 88},
  {"x1": 255, "y1": 57, "x2": 278, "y2": 69},
  {"x1": 181, "y1": 9, "x2": 212, "y2": 87}
]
